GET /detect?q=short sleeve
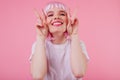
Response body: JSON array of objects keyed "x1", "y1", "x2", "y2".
[
  {"x1": 29, "y1": 42, "x2": 37, "y2": 62},
  {"x1": 80, "y1": 40, "x2": 90, "y2": 61}
]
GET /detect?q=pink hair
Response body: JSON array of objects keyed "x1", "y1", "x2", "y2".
[
  {"x1": 43, "y1": 1, "x2": 69, "y2": 15},
  {"x1": 43, "y1": 1, "x2": 70, "y2": 40}
]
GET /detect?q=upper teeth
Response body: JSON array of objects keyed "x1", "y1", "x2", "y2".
[{"x1": 53, "y1": 22, "x2": 62, "y2": 25}]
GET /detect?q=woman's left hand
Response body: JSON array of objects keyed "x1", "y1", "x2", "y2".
[{"x1": 67, "y1": 10, "x2": 79, "y2": 36}]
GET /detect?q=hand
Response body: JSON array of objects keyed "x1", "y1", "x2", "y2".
[
  {"x1": 67, "y1": 9, "x2": 79, "y2": 36},
  {"x1": 34, "y1": 9, "x2": 48, "y2": 41}
]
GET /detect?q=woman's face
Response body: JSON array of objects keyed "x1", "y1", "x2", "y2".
[{"x1": 46, "y1": 7, "x2": 68, "y2": 34}]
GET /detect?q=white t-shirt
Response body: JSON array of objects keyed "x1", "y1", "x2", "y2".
[{"x1": 29, "y1": 39, "x2": 89, "y2": 80}]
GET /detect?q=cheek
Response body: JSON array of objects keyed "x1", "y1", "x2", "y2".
[
  {"x1": 64, "y1": 17, "x2": 68, "y2": 25},
  {"x1": 46, "y1": 19, "x2": 49, "y2": 24},
  {"x1": 46, "y1": 18, "x2": 51, "y2": 24}
]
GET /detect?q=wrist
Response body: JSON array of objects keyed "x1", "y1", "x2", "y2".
[
  {"x1": 36, "y1": 35, "x2": 46, "y2": 44},
  {"x1": 71, "y1": 34, "x2": 79, "y2": 38},
  {"x1": 71, "y1": 34, "x2": 80, "y2": 41}
]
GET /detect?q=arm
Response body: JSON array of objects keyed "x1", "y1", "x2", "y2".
[
  {"x1": 30, "y1": 36, "x2": 47, "y2": 80},
  {"x1": 30, "y1": 9, "x2": 48, "y2": 80},
  {"x1": 67, "y1": 9, "x2": 88, "y2": 78},
  {"x1": 70, "y1": 34, "x2": 88, "y2": 78}
]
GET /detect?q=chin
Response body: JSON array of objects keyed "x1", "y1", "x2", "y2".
[
  {"x1": 49, "y1": 25, "x2": 66, "y2": 32},
  {"x1": 49, "y1": 29, "x2": 66, "y2": 34}
]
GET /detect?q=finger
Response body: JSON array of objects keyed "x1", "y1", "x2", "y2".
[
  {"x1": 66, "y1": 8, "x2": 71, "y2": 19},
  {"x1": 66, "y1": 8, "x2": 71, "y2": 27},
  {"x1": 41, "y1": 9, "x2": 49, "y2": 30},
  {"x1": 41, "y1": 9, "x2": 46, "y2": 25},
  {"x1": 33, "y1": 8, "x2": 43, "y2": 26},
  {"x1": 36, "y1": 20, "x2": 43, "y2": 28},
  {"x1": 67, "y1": 25, "x2": 72, "y2": 35},
  {"x1": 66, "y1": 9, "x2": 72, "y2": 35},
  {"x1": 35, "y1": 25, "x2": 43, "y2": 36},
  {"x1": 33, "y1": 8, "x2": 41, "y2": 19},
  {"x1": 71, "y1": 9, "x2": 78, "y2": 24},
  {"x1": 67, "y1": 18, "x2": 71, "y2": 29},
  {"x1": 67, "y1": 19, "x2": 72, "y2": 35}
]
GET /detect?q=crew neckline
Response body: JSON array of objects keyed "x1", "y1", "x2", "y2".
[{"x1": 47, "y1": 39, "x2": 69, "y2": 47}]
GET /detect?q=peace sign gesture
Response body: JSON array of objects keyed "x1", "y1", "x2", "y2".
[
  {"x1": 67, "y1": 9, "x2": 79, "y2": 36},
  {"x1": 34, "y1": 9, "x2": 48, "y2": 41}
]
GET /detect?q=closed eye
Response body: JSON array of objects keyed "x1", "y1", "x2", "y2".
[
  {"x1": 59, "y1": 10, "x2": 67, "y2": 16},
  {"x1": 47, "y1": 14, "x2": 53, "y2": 17},
  {"x1": 47, "y1": 11, "x2": 54, "y2": 17},
  {"x1": 60, "y1": 13, "x2": 65, "y2": 16}
]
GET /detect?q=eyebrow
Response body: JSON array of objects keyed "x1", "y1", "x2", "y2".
[
  {"x1": 59, "y1": 10, "x2": 66, "y2": 13},
  {"x1": 47, "y1": 11, "x2": 53, "y2": 14},
  {"x1": 47, "y1": 10, "x2": 66, "y2": 15}
]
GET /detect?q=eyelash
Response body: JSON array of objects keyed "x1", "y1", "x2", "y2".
[
  {"x1": 48, "y1": 14, "x2": 53, "y2": 17},
  {"x1": 60, "y1": 13, "x2": 65, "y2": 16},
  {"x1": 47, "y1": 13, "x2": 66, "y2": 17}
]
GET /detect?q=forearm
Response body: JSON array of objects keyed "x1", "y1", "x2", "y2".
[
  {"x1": 31, "y1": 36, "x2": 47, "y2": 80},
  {"x1": 70, "y1": 34, "x2": 87, "y2": 78}
]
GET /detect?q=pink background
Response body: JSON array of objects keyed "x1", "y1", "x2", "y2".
[{"x1": 0, "y1": 0, "x2": 120, "y2": 80}]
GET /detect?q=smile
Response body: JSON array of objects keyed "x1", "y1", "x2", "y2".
[{"x1": 51, "y1": 20, "x2": 63, "y2": 27}]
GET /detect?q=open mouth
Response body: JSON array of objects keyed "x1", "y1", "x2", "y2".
[{"x1": 51, "y1": 20, "x2": 63, "y2": 27}]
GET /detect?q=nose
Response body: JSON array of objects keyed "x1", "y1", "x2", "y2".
[
  {"x1": 54, "y1": 17, "x2": 59, "y2": 19},
  {"x1": 54, "y1": 15, "x2": 60, "y2": 20}
]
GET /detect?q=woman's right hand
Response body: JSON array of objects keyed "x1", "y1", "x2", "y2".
[{"x1": 34, "y1": 9, "x2": 48, "y2": 41}]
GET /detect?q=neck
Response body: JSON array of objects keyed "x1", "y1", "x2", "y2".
[{"x1": 51, "y1": 33, "x2": 67, "y2": 44}]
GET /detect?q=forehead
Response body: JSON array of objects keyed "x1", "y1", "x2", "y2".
[
  {"x1": 47, "y1": 8, "x2": 66, "y2": 14},
  {"x1": 44, "y1": 2, "x2": 68, "y2": 15}
]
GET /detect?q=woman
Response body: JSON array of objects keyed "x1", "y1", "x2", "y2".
[{"x1": 30, "y1": 1, "x2": 89, "y2": 80}]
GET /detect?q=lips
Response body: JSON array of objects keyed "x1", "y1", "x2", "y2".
[{"x1": 51, "y1": 20, "x2": 63, "y2": 27}]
